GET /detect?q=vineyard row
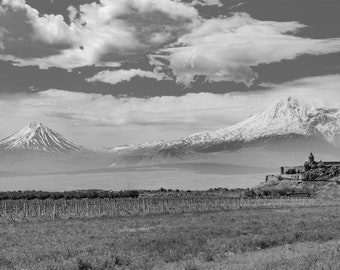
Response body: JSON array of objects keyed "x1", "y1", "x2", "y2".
[{"x1": 0, "y1": 197, "x2": 337, "y2": 222}]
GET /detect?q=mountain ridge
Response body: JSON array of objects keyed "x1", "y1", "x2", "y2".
[{"x1": 107, "y1": 97, "x2": 340, "y2": 165}]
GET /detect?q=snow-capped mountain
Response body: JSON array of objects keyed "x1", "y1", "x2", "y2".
[
  {"x1": 109, "y1": 97, "x2": 340, "y2": 160},
  {"x1": 179, "y1": 97, "x2": 340, "y2": 151},
  {"x1": 0, "y1": 122, "x2": 85, "y2": 153}
]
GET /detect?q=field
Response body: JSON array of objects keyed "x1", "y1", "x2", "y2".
[{"x1": 2, "y1": 202, "x2": 340, "y2": 269}]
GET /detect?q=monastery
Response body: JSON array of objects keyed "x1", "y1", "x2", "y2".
[{"x1": 266, "y1": 153, "x2": 340, "y2": 182}]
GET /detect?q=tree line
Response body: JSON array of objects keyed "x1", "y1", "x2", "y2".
[{"x1": 0, "y1": 190, "x2": 140, "y2": 201}]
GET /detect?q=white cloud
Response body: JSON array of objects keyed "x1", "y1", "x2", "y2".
[
  {"x1": 0, "y1": 0, "x2": 199, "y2": 69},
  {"x1": 2, "y1": 0, "x2": 340, "y2": 89},
  {"x1": 94, "y1": 62, "x2": 122, "y2": 68},
  {"x1": 2, "y1": 0, "x2": 24, "y2": 9},
  {"x1": 87, "y1": 69, "x2": 168, "y2": 85},
  {"x1": 150, "y1": 13, "x2": 340, "y2": 87},
  {"x1": 0, "y1": 27, "x2": 8, "y2": 50},
  {"x1": 1, "y1": 74, "x2": 340, "y2": 147},
  {"x1": 190, "y1": 0, "x2": 223, "y2": 7},
  {"x1": 2, "y1": 0, "x2": 78, "y2": 46},
  {"x1": 230, "y1": 2, "x2": 245, "y2": 10}
]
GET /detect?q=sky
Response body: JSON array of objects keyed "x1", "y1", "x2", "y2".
[{"x1": 0, "y1": 0, "x2": 339, "y2": 148}]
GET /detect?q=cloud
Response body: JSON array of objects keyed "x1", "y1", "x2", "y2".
[
  {"x1": 94, "y1": 62, "x2": 122, "y2": 68},
  {"x1": 229, "y1": 2, "x2": 245, "y2": 10},
  {"x1": 0, "y1": 0, "x2": 199, "y2": 69},
  {"x1": 190, "y1": 0, "x2": 223, "y2": 7},
  {"x1": 2, "y1": 0, "x2": 340, "y2": 89},
  {"x1": 0, "y1": 27, "x2": 7, "y2": 50},
  {"x1": 0, "y1": 4, "x2": 76, "y2": 63},
  {"x1": 150, "y1": 13, "x2": 340, "y2": 87},
  {"x1": 1, "y1": 0, "x2": 77, "y2": 45},
  {"x1": 2, "y1": 74, "x2": 340, "y2": 128},
  {"x1": 86, "y1": 69, "x2": 168, "y2": 85},
  {"x1": 259, "y1": 75, "x2": 340, "y2": 108}
]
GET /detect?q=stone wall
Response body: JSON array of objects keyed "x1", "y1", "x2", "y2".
[{"x1": 281, "y1": 166, "x2": 305, "y2": 174}]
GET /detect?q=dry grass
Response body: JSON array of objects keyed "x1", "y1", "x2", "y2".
[
  {"x1": 2, "y1": 206, "x2": 340, "y2": 269},
  {"x1": 166, "y1": 240, "x2": 340, "y2": 270}
]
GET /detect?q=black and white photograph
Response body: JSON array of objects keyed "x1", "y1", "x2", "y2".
[{"x1": 1, "y1": 0, "x2": 340, "y2": 269}]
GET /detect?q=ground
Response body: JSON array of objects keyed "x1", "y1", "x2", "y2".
[{"x1": 2, "y1": 206, "x2": 340, "y2": 269}]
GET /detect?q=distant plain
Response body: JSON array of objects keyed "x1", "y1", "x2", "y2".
[
  {"x1": 0, "y1": 162, "x2": 272, "y2": 191},
  {"x1": 2, "y1": 146, "x2": 340, "y2": 192}
]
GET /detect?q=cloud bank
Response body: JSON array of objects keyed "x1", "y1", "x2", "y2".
[
  {"x1": 1, "y1": 74, "x2": 340, "y2": 146},
  {"x1": 150, "y1": 13, "x2": 340, "y2": 87}
]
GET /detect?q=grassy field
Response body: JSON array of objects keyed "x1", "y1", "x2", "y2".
[{"x1": 2, "y1": 205, "x2": 340, "y2": 269}]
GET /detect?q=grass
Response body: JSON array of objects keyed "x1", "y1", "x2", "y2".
[
  {"x1": 2, "y1": 206, "x2": 340, "y2": 269},
  {"x1": 166, "y1": 239, "x2": 340, "y2": 270}
]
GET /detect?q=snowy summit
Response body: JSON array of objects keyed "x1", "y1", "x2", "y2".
[{"x1": 0, "y1": 122, "x2": 85, "y2": 153}]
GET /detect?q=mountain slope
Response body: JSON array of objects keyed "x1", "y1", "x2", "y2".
[
  {"x1": 109, "y1": 97, "x2": 340, "y2": 165},
  {"x1": 0, "y1": 122, "x2": 85, "y2": 153}
]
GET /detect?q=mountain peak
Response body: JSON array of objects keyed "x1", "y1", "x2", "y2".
[
  {"x1": 286, "y1": 96, "x2": 299, "y2": 104},
  {"x1": 0, "y1": 122, "x2": 85, "y2": 153},
  {"x1": 260, "y1": 97, "x2": 308, "y2": 123},
  {"x1": 273, "y1": 96, "x2": 301, "y2": 109},
  {"x1": 28, "y1": 121, "x2": 44, "y2": 129}
]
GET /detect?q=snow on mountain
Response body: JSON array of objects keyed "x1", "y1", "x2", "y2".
[
  {"x1": 104, "y1": 141, "x2": 166, "y2": 153},
  {"x1": 182, "y1": 97, "x2": 337, "y2": 147},
  {"x1": 108, "y1": 97, "x2": 340, "y2": 156},
  {"x1": 0, "y1": 122, "x2": 85, "y2": 153}
]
